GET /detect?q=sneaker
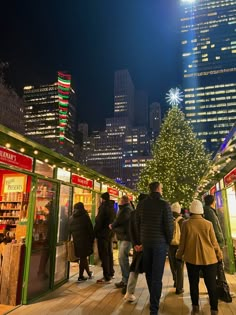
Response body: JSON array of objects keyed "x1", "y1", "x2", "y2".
[
  {"x1": 121, "y1": 285, "x2": 127, "y2": 295},
  {"x1": 96, "y1": 278, "x2": 112, "y2": 284},
  {"x1": 88, "y1": 271, "x2": 94, "y2": 279},
  {"x1": 78, "y1": 276, "x2": 87, "y2": 282},
  {"x1": 124, "y1": 293, "x2": 136, "y2": 302},
  {"x1": 115, "y1": 281, "x2": 126, "y2": 288}
]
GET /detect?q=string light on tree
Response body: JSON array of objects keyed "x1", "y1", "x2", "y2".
[
  {"x1": 138, "y1": 107, "x2": 210, "y2": 207},
  {"x1": 165, "y1": 88, "x2": 183, "y2": 107}
]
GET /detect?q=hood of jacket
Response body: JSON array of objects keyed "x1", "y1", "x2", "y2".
[{"x1": 73, "y1": 207, "x2": 87, "y2": 218}]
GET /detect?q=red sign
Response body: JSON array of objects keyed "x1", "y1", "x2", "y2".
[
  {"x1": 127, "y1": 194, "x2": 133, "y2": 201},
  {"x1": 224, "y1": 168, "x2": 236, "y2": 186},
  {"x1": 71, "y1": 174, "x2": 93, "y2": 189},
  {"x1": 210, "y1": 186, "x2": 216, "y2": 195},
  {"x1": 107, "y1": 187, "x2": 119, "y2": 197},
  {"x1": 0, "y1": 147, "x2": 33, "y2": 171}
]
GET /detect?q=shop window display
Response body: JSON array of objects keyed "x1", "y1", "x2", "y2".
[{"x1": 27, "y1": 179, "x2": 57, "y2": 300}]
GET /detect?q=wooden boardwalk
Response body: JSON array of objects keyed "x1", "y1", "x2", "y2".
[{"x1": 5, "y1": 261, "x2": 236, "y2": 315}]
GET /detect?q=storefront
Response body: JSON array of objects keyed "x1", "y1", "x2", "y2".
[
  {"x1": 197, "y1": 125, "x2": 236, "y2": 273},
  {"x1": 0, "y1": 124, "x2": 136, "y2": 306}
]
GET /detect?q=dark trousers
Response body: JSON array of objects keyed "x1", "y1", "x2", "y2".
[
  {"x1": 186, "y1": 262, "x2": 218, "y2": 311},
  {"x1": 79, "y1": 257, "x2": 90, "y2": 277},
  {"x1": 97, "y1": 237, "x2": 113, "y2": 281},
  {"x1": 143, "y1": 243, "x2": 168, "y2": 315},
  {"x1": 168, "y1": 245, "x2": 184, "y2": 291}
]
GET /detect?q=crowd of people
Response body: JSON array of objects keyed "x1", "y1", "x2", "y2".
[{"x1": 69, "y1": 182, "x2": 233, "y2": 315}]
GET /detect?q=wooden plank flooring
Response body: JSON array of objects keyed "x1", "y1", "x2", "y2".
[{"x1": 5, "y1": 260, "x2": 236, "y2": 315}]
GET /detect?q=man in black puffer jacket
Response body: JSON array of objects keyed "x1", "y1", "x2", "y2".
[
  {"x1": 109, "y1": 195, "x2": 133, "y2": 290},
  {"x1": 137, "y1": 182, "x2": 173, "y2": 315}
]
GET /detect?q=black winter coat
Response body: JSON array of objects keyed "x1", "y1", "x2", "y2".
[
  {"x1": 94, "y1": 200, "x2": 115, "y2": 239},
  {"x1": 137, "y1": 192, "x2": 173, "y2": 245},
  {"x1": 111, "y1": 203, "x2": 133, "y2": 241},
  {"x1": 69, "y1": 208, "x2": 94, "y2": 258}
]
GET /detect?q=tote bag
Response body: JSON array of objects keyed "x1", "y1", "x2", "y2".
[{"x1": 66, "y1": 240, "x2": 79, "y2": 262}]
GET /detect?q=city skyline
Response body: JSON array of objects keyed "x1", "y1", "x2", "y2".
[{"x1": 0, "y1": 0, "x2": 181, "y2": 130}]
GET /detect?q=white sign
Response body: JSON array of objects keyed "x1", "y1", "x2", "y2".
[{"x1": 57, "y1": 168, "x2": 71, "y2": 182}]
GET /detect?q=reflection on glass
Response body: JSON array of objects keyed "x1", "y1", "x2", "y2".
[
  {"x1": 73, "y1": 187, "x2": 92, "y2": 216},
  {"x1": 27, "y1": 179, "x2": 56, "y2": 300},
  {"x1": 35, "y1": 160, "x2": 53, "y2": 178},
  {"x1": 54, "y1": 185, "x2": 72, "y2": 284},
  {"x1": 57, "y1": 185, "x2": 71, "y2": 243},
  {"x1": 226, "y1": 186, "x2": 236, "y2": 238}
]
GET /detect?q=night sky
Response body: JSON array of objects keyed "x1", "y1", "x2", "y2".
[{"x1": 0, "y1": 0, "x2": 182, "y2": 130}]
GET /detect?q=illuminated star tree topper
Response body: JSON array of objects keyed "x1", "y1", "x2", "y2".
[{"x1": 165, "y1": 87, "x2": 183, "y2": 107}]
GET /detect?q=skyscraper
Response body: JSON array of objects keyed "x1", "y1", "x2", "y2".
[
  {"x1": 24, "y1": 72, "x2": 77, "y2": 158},
  {"x1": 180, "y1": 0, "x2": 236, "y2": 153},
  {"x1": 134, "y1": 90, "x2": 149, "y2": 126},
  {"x1": 114, "y1": 69, "x2": 135, "y2": 124}
]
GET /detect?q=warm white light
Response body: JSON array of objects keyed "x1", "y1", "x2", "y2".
[
  {"x1": 34, "y1": 150, "x2": 38, "y2": 155},
  {"x1": 77, "y1": 168, "x2": 80, "y2": 171},
  {"x1": 44, "y1": 159, "x2": 49, "y2": 163},
  {"x1": 20, "y1": 148, "x2": 25, "y2": 153},
  {"x1": 5, "y1": 143, "x2": 11, "y2": 148}
]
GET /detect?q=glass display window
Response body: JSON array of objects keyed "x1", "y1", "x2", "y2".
[
  {"x1": 27, "y1": 179, "x2": 57, "y2": 300},
  {"x1": 73, "y1": 187, "x2": 92, "y2": 216},
  {"x1": 226, "y1": 185, "x2": 236, "y2": 239},
  {"x1": 0, "y1": 169, "x2": 31, "y2": 242}
]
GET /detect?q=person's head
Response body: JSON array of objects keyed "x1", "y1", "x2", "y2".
[
  {"x1": 74, "y1": 202, "x2": 85, "y2": 211},
  {"x1": 138, "y1": 193, "x2": 148, "y2": 203},
  {"x1": 149, "y1": 181, "x2": 163, "y2": 194},
  {"x1": 190, "y1": 199, "x2": 204, "y2": 215},
  {"x1": 204, "y1": 194, "x2": 215, "y2": 207},
  {"x1": 171, "y1": 202, "x2": 181, "y2": 214},
  {"x1": 101, "y1": 192, "x2": 110, "y2": 202},
  {"x1": 120, "y1": 195, "x2": 130, "y2": 205}
]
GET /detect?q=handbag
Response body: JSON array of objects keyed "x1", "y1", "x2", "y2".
[
  {"x1": 66, "y1": 240, "x2": 79, "y2": 262},
  {"x1": 216, "y1": 261, "x2": 232, "y2": 303}
]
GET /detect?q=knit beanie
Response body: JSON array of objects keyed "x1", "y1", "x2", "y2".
[
  {"x1": 171, "y1": 202, "x2": 181, "y2": 214},
  {"x1": 190, "y1": 200, "x2": 204, "y2": 215}
]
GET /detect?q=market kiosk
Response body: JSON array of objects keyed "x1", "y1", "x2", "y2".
[
  {"x1": 198, "y1": 125, "x2": 236, "y2": 273},
  {"x1": 0, "y1": 124, "x2": 136, "y2": 306}
]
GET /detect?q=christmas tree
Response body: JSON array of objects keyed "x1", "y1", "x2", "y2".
[{"x1": 138, "y1": 107, "x2": 210, "y2": 207}]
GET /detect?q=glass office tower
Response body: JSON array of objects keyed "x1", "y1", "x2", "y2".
[{"x1": 180, "y1": 0, "x2": 236, "y2": 153}]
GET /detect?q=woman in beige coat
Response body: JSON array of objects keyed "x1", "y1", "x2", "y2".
[{"x1": 176, "y1": 200, "x2": 222, "y2": 315}]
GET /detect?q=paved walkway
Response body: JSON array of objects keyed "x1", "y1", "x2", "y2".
[{"x1": 5, "y1": 261, "x2": 236, "y2": 315}]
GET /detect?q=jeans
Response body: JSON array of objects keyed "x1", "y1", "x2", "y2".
[
  {"x1": 118, "y1": 240, "x2": 132, "y2": 284},
  {"x1": 168, "y1": 245, "x2": 184, "y2": 291},
  {"x1": 143, "y1": 243, "x2": 168, "y2": 315},
  {"x1": 127, "y1": 272, "x2": 139, "y2": 294},
  {"x1": 186, "y1": 262, "x2": 218, "y2": 311},
  {"x1": 97, "y1": 237, "x2": 114, "y2": 281}
]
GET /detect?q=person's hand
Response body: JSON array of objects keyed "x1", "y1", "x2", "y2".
[{"x1": 109, "y1": 224, "x2": 112, "y2": 230}]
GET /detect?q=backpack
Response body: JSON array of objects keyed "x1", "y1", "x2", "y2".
[{"x1": 171, "y1": 216, "x2": 182, "y2": 246}]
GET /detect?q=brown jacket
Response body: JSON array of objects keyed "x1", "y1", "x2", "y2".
[{"x1": 176, "y1": 214, "x2": 222, "y2": 265}]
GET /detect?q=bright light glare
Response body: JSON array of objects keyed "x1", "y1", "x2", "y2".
[{"x1": 165, "y1": 88, "x2": 183, "y2": 107}]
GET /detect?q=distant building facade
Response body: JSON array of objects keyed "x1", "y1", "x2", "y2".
[
  {"x1": 24, "y1": 72, "x2": 77, "y2": 159},
  {"x1": 0, "y1": 82, "x2": 24, "y2": 134},
  {"x1": 180, "y1": 0, "x2": 236, "y2": 153}
]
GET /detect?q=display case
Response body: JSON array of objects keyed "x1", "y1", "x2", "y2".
[{"x1": 73, "y1": 187, "x2": 92, "y2": 215}]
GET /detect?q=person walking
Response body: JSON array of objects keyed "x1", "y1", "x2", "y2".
[
  {"x1": 137, "y1": 182, "x2": 173, "y2": 315},
  {"x1": 168, "y1": 202, "x2": 185, "y2": 294},
  {"x1": 109, "y1": 195, "x2": 133, "y2": 292},
  {"x1": 124, "y1": 193, "x2": 147, "y2": 302},
  {"x1": 69, "y1": 202, "x2": 94, "y2": 281},
  {"x1": 176, "y1": 200, "x2": 223, "y2": 315},
  {"x1": 94, "y1": 192, "x2": 115, "y2": 284},
  {"x1": 204, "y1": 194, "x2": 233, "y2": 303}
]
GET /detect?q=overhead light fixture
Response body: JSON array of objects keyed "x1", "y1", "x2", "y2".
[
  {"x1": 5, "y1": 143, "x2": 11, "y2": 148},
  {"x1": 20, "y1": 148, "x2": 25, "y2": 153},
  {"x1": 34, "y1": 150, "x2": 38, "y2": 155}
]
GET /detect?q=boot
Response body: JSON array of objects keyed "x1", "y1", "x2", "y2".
[
  {"x1": 211, "y1": 311, "x2": 218, "y2": 315},
  {"x1": 191, "y1": 305, "x2": 199, "y2": 314}
]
